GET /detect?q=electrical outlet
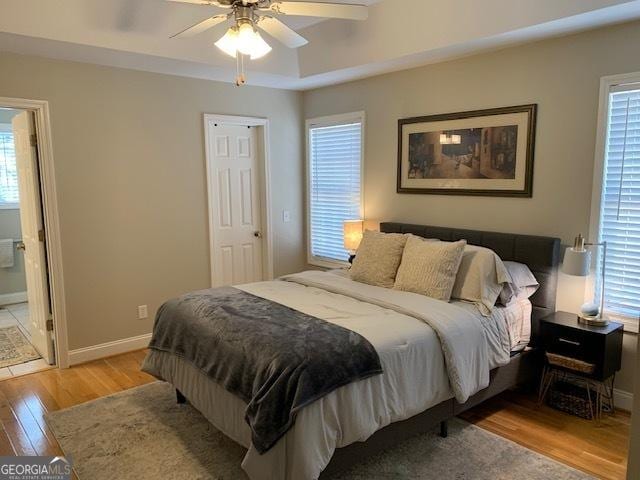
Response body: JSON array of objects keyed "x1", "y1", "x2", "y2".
[
  {"x1": 283, "y1": 210, "x2": 291, "y2": 223},
  {"x1": 137, "y1": 305, "x2": 148, "y2": 319}
]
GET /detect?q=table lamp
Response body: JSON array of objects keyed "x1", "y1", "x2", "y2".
[
  {"x1": 343, "y1": 220, "x2": 363, "y2": 263},
  {"x1": 562, "y1": 233, "x2": 609, "y2": 326}
]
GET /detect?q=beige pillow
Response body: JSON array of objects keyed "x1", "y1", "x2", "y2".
[
  {"x1": 451, "y1": 244, "x2": 512, "y2": 315},
  {"x1": 350, "y1": 231, "x2": 408, "y2": 288},
  {"x1": 393, "y1": 236, "x2": 467, "y2": 301}
]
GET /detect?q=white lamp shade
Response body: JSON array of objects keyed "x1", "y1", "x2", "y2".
[
  {"x1": 562, "y1": 247, "x2": 592, "y2": 277},
  {"x1": 248, "y1": 32, "x2": 272, "y2": 60},
  {"x1": 343, "y1": 220, "x2": 363, "y2": 252},
  {"x1": 215, "y1": 28, "x2": 239, "y2": 58},
  {"x1": 236, "y1": 23, "x2": 256, "y2": 55}
]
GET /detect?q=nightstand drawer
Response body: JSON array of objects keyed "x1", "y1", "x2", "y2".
[{"x1": 542, "y1": 326, "x2": 600, "y2": 363}]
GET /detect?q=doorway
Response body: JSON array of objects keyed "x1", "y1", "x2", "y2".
[
  {"x1": 0, "y1": 107, "x2": 56, "y2": 377},
  {"x1": 204, "y1": 114, "x2": 274, "y2": 287}
]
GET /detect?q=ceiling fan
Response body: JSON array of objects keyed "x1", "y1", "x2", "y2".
[{"x1": 167, "y1": 0, "x2": 368, "y2": 85}]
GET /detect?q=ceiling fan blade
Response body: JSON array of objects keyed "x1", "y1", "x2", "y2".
[
  {"x1": 269, "y1": 2, "x2": 368, "y2": 21},
  {"x1": 166, "y1": 0, "x2": 225, "y2": 6},
  {"x1": 171, "y1": 14, "x2": 228, "y2": 38},
  {"x1": 257, "y1": 16, "x2": 308, "y2": 48}
]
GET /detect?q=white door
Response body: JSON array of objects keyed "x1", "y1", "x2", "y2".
[
  {"x1": 207, "y1": 123, "x2": 263, "y2": 286},
  {"x1": 12, "y1": 111, "x2": 55, "y2": 364}
]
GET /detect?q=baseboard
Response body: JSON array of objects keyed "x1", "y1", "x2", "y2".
[
  {"x1": 614, "y1": 388, "x2": 633, "y2": 411},
  {"x1": 0, "y1": 291, "x2": 27, "y2": 306},
  {"x1": 68, "y1": 333, "x2": 152, "y2": 366}
]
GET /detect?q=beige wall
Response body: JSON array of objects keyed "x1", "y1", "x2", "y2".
[
  {"x1": 303, "y1": 21, "x2": 640, "y2": 395},
  {"x1": 0, "y1": 52, "x2": 305, "y2": 351}
]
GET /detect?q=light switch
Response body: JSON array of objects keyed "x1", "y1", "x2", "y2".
[
  {"x1": 137, "y1": 305, "x2": 148, "y2": 319},
  {"x1": 283, "y1": 210, "x2": 291, "y2": 223}
]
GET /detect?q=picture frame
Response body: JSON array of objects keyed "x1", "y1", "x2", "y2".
[{"x1": 397, "y1": 104, "x2": 537, "y2": 197}]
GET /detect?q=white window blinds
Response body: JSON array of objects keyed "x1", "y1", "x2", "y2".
[
  {"x1": 599, "y1": 86, "x2": 640, "y2": 319},
  {"x1": 0, "y1": 130, "x2": 19, "y2": 207},
  {"x1": 308, "y1": 115, "x2": 363, "y2": 264}
]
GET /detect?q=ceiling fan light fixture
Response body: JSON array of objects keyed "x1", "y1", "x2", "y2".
[
  {"x1": 169, "y1": 0, "x2": 369, "y2": 85},
  {"x1": 216, "y1": 22, "x2": 272, "y2": 60},
  {"x1": 215, "y1": 27, "x2": 239, "y2": 58}
]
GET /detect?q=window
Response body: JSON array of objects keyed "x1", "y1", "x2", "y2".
[
  {"x1": 596, "y1": 80, "x2": 640, "y2": 321},
  {"x1": 0, "y1": 126, "x2": 19, "y2": 209},
  {"x1": 307, "y1": 112, "x2": 364, "y2": 266}
]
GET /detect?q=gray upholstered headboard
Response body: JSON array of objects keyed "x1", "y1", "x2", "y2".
[{"x1": 380, "y1": 222, "x2": 561, "y2": 345}]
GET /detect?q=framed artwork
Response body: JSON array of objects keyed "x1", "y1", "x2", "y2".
[{"x1": 397, "y1": 104, "x2": 537, "y2": 197}]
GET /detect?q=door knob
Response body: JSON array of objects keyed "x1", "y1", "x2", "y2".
[
  {"x1": 253, "y1": 231, "x2": 262, "y2": 239},
  {"x1": 16, "y1": 241, "x2": 25, "y2": 251}
]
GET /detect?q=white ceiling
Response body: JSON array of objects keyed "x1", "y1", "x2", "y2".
[{"x1": 0, "y1": 0, "x2": 639, "y2": 90}]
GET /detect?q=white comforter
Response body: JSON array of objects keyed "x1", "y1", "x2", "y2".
[
  {"x1": 223, "y1": 270, "x2": 513, "y2": 480},
  {"x1": 280, "y1": 270, "x2": 509, "y2": 402}
]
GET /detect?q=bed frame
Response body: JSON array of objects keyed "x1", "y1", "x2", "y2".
[{"x1": 319, "y1": 222, "x2": 561, "y2": 477}]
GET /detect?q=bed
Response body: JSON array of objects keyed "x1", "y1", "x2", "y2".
[{"x1": 142, "y1": 222, "x2": 561, "y2": 480}]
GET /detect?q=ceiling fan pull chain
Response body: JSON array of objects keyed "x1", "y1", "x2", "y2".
[
  {"x1": 235, "y1": 51, "x2": 241, "y2": 85},
  {"x1": 236, "y1": 52, "x2": 246, "y2": 86}
]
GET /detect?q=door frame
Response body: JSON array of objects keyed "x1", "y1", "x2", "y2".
[
  {"x1": 0, "y1": 96, "x2": 68, "y2": 368},
  {"x1": 203, "y1": 114, "x2": 274, "y2": 286}
]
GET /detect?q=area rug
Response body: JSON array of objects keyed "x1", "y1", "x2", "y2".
[
  {"x1": 46, "y1": 381, "x2": 592, "y2": 480},
  {"x1": 0, "y1": 325, "x2": 40, "y2": 368}
]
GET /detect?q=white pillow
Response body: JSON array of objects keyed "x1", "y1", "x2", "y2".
[
  {"x1": 393, "y1": 236, "x2": 466, "y2": 301},
  {"x1": 350, "y1": 230, "x2": 408, "y2": 288},
  {"x1": 502, "y1": 261, "x2": 539, "y2": 301},
  {"x1": 498, "y1": 281, "x2": 518, "y2": 306},
  {"x1": 450, "y1": 244, "x2": 512, "y2": 316}
]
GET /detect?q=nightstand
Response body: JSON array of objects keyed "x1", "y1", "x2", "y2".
[{"x1": 537, "y1": 311, "x2": 623, "y2": 419}]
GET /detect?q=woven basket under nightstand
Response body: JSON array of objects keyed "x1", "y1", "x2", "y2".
[
  {"x1": 538, "y1": 355, "x2": 613, "y2": 421},
  {"x1": 545, "y1": 352, "x2": 595, "y2": 374},
  {"x1": 547, "y1": 380, "x2": 597, "y2": 419}
]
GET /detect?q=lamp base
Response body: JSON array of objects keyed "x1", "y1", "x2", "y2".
[{"x1": 578, "y1": 315, "x2": 609, "y2": 327}]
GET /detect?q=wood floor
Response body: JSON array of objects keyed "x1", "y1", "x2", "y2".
[
  {"x1": 0, "y1": 349, "x2": 630, "y2": 480},
  {"x1": 459, "y1": 391, "x2": 630, "y2": 480}
]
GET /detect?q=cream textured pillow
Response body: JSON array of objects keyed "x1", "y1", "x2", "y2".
[
  {"x1": 349, "y1": 231, "x2": 408, "y2": 288},
  {"x1": 451, "y1": 244, "x2": 512, "y2": 315},
  {"x1": 393, "y1": 237, "x2": 467, "y2": 301}
]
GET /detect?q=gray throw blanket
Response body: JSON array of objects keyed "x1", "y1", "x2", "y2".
[{"x1": 143, "y1": 287, "x2": 383, "y2": 454}]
